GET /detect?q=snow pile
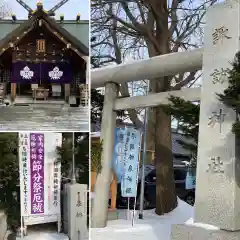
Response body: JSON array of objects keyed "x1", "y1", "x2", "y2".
[
  {"x1": 90, "y1": 199, "x2": 193, "y2": 240},
  {"x1": 185, "y1": 218, "x2": 220, "y2": 230}
]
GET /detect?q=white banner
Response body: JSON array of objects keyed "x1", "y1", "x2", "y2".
[{"x1": 19, "y1": 132, "x2": 62, "y2": 226}]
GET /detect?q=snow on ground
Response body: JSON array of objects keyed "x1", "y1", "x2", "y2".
[
  {"x1": 90, "y1": 199, "x2": 193, "y2": 240},
  {"x1": 16, "y1": 231, "x2": 69, "y2": 240},
  {"x1": 13, "y1": 225, "x2": 89, "y2": 240},
  {"x1": 14, "y1": 223, "x2": 70, "y2": 240}
]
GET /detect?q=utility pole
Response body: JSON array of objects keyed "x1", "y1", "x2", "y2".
[
  {"x1": 71, "y1": 132, "x2": 76, "y2": 184},
  {"x1": 139, "y1": 83, "x2": 149, "y2": 219}
]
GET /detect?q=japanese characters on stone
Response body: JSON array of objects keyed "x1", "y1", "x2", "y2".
[
  {"x1": 206, "y1": 156, "x2": 224, "y2": 173},
  {"x1": 208, "y1": 108, "x2": 226, "y2": 133},
  {"x1": 30, "y1": 133, "x2": 45, "y2": 214},
  {"x1": 211, "y1": 68, "x2": 229, "y2": 84},
  {"x1": 212, "y1": 26, "x2": 231, "y2": 45},
  {"x1": 19, "y1": 133, "x2": 29, "y2": 215},
  {"x1": 76, "y1": 192, "x2": 83, "y2": 219},
  {"x1": 72, "y1": 185, "x2": 88, "y2": 240}
]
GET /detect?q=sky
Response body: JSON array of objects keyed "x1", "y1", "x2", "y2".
[{"x1": 2, "y1": 0, "x2": 89, "y2": 20}]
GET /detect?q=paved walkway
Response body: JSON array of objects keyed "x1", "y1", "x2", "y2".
[
  {"x1": 0, "y1": 105, "x2": 89, "y2": 131},
  {"x1": 15, "y1": 231, "x2": 69, "y2": 240}
]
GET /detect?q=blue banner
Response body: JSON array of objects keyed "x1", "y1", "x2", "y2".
[
  {"x1": 121, "y1": 128, "x2": 141, "y2": 197},
  {"x1": 112, "y1": 128, "x2": 128, "y2": 183},
  {"x1": 185, "y1": 171, "x2": 196, "y2": 189}
]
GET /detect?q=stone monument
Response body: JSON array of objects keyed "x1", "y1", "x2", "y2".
[
  {"x1": 172, "y1": 0, "x2": 240, "y2": 239},
  {"x1": 67, "y1": 184, "x2": 88, "y2": 240}
]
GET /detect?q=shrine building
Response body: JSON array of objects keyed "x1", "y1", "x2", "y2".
[{"x1": 0, "y1": 2, "x2": 89, "y2": 105}]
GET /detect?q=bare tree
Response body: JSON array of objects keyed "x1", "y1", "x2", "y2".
[
  {"x1": 91, "y1": 0, "x2": 218, "y2": 215},
  {"x1": 0, "y1": 1, "x2": 11, "y2": 19}
]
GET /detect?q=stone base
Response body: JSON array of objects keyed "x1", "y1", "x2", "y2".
[
  {"x1": 171, "y1": 224, "x2": 240, "y2": 240},
  {"x1": 107, "y1": 209, "x2": 118, "y2": 221}
]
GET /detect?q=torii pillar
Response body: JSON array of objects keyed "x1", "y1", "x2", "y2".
[{"x1": 91, "y1": 82, "x2": 119, "y2": 228}]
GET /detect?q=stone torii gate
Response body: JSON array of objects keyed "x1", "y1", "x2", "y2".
[{"x1": 91, "y1": 0, "x2": 240, "y2": 239}]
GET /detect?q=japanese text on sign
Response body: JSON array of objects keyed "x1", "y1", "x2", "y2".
[
  {"x1": 121, "y1": 128, "x2": 141, "y2": 197},
  {"x1": 53, "y1": 162, "x2": 60, "y2": 207},
  {"x1": 30, "y1": 133, "x2": 44, "y2": 214},
  {"x1": 19, "y1": 133, "x2": 29, "y2": 215},
  {"x1": 112, "y1": 128, "x2": 128, "y2": 182}
]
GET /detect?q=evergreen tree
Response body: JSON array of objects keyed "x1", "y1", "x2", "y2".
[
  {"x1": 162, "y1": 51, "x2": 240, "y2": 157},
  {"x1": 90, "y1": 55, "x2": 104, "y2": 124},
  {"x1": 0, "y1": 133, "x2": 20, "y2": 230},
  {"x1": 218, "y1": 51, "x2": 240, "y2": 136},
  {"x1": 91, "y1": 140, "x2": 102, "y2": 173},
  {"x1": 91, "y1": 89, "x2": 104, "y2": 124},
  {"x1": 162, "y1": 96, "x2": 200, "y2": 157},
  {"x1": 56, "y1": 132, "x2": 89, "y2": 184}
]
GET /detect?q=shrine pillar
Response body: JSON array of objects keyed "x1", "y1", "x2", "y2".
[
  {"x1": 85, "y1": 56, "x2": 89, "y2": 84},
  {"x1": 64, "y1": 84, "x2": 70, "y2": 102},
  {"x1": 172, "y1": 1, "x2": 240, "y2": 239},
  {"x1": 82, "y1": 55, "x2": 89, "y2": 84},
  {"x1": 11, "y1": 83, "x2": 16, "y2": 101}
]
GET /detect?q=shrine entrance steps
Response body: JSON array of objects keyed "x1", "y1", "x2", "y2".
[
  {"x1": 0, "y1": 105, "x2": 89, "y2": 131},
  {"x1": 13, "y1": 96, "x2": 66, "y2": 106}
]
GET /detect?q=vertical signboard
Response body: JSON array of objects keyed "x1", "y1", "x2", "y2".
[
  {"x1": 30, "y1": 133, "x2": 45, "y2": 214},
  {"x1": 185, "y1": 167, "x2": 196, "y2": 190},
  {"x1": 121, "y1": 128, "x2": 141, "y2": 197},
  {"x1": 19, "y1": 132, "x2": 62, "y2": 226},
  {"x1": 19, "y1": 133, "x2": 30, "y2": 216}
]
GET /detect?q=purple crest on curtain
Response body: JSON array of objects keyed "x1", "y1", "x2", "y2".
[
  {"x1": 41, "y1": 63, "x2": 72, "y2": 83},
  {"x1": 12, "y1": 62, "x2": 40, "y2": 83}
]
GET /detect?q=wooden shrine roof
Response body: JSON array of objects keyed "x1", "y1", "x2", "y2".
[{"x1": 0, "y1": 7, "x2": 89, "y2": 57}]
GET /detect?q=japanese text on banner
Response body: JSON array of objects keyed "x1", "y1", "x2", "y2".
[
  {"x1": 121, "y1": 128, "x2": 141, "y2": 197},
  {"x1": 19, "y1": 133, "x2": 29, "y2": 215},
  {"x1": 112, "y1": 128, "x2": 128, "y2": 182},
  {"x1": 53, "y1": 160, "x2": 60, "y2": 207},
  {"x1": 30, "y1": 133, "x2": 44, "y2": 214}
]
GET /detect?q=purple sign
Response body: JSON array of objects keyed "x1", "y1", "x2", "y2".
[
  {"x1": 12, "y1": 62, "x2": 40, "y2": 83},
  {"x1": 30, "y1": 133, "x2": 45, "y2": 214},
  {"x1": 41, "y1": 63, "x2": 72, "y2": 83}
]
